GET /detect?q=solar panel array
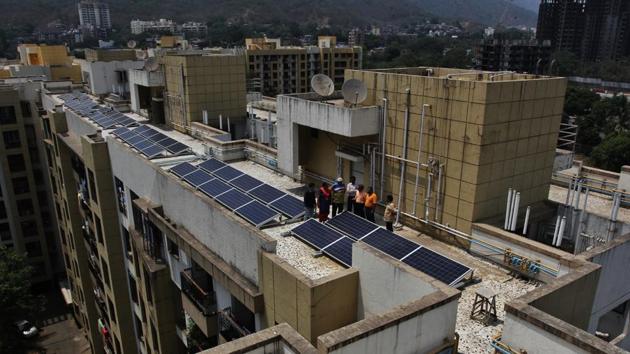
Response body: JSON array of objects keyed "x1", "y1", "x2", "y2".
[
  {"x1": 111, "y1": 126, "x2": 191, "y2": 159},
  {"x1": 291, "y1": 211, "x2": 472, "y2": 286},
  {"x1": 168, "y1": 158, "x2": 306, "y2": 228},
  {"x1": 59, "y1": 93, "x2": 136, "y2": 129},
  {"x1": 194, "y1": 158, "x2": 304, "y2": 219}
]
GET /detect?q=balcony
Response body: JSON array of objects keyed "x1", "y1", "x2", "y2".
[
  {"x1": 181, "y1": 269, "x2": 218, "y2": 337},
  {"x1": 218, "y1": 308, "x2": 251, "y2": 342}
]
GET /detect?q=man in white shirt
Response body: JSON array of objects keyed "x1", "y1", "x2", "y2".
[{"x1": 346, "y1": 176, "x2": 357, "y2": 212}]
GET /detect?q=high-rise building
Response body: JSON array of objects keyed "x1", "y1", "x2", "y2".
[
  {"x1": 37, "y1": 65, "x2": 630, "y2": 354},
  {"x1": 475, "y1": 39, "x2": 553, "y2": 74},
  {"x1": 0, "y1": 80, "x2": 61, "y2": 285},
  {"x1": 537, "y1": 0, "x2": 630, "y2": 61},
  {"x1": 245, "y1": 36, "x2": 362, "y2": 96},
  {"x1": 78, "y1": 0, "x2": 112, "y2": 30}
]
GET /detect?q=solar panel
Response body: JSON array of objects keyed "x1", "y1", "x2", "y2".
[
  {"x1": 183, "y1": 170, "x2": 214, "y2": 188},
  {"x1": 361, "y1": 229, "x2": 421, "y2": 260},
  {"x1": 126, "y1": 135, "x2": 145, "y2": 145},
  {"x1": 326, "y1": 211, "x2": 379, "y2": 240},
  {"x1": 118, "y1": 130, "x2": 136, "y2": 140},
  {"x1": 134, "y1": 125, "x2": 153, "y2": 135},
  {"x1": 112, "y1": 127, "x2": 129, "y2": 136},
  {"x1": 402, "y1": 247, "x2": 471, "y2": 285},
  {"x1": 235, "y1": 200, "x2": 280, "y2": 227},
  {"x1": 291, "y1": 219, "x2": 345, "y2": 250},
  {"x1": 269, "y1": 195, "x2": 304, "y2": 219},
  {"x1": 140, "y1": 144, "x2": 164, "y2": 159},
  {"x1": 170, "y1": 162, "x2": 197, "y2": 178},
  {"x1": 231, "y1": 174, "x2": 264, "y2": 192},
  {"x1": 215, "y1": 189, "x2": 252, "y2": 210},
  {"x1": 322, "y1": 236, "x2": 353, "y2": 267},
  {"x1": 198, "y1": 158, "x2": 226, "y2": 173},
  {"x1": 132, "y1": 139, "x2": 153, "y2": 151},
  {"x1": 213, "y1": 166, "x2": 243, "y2": 182},
  {"x1": 198, "y1": 179, "x2": 231, "y2": 198},
  {"x1": 165, "y1": 142, "x2": 189, "y2": 155},
  {"x1": 250, "y1": 184, "x2": 285, "y2": 203}
]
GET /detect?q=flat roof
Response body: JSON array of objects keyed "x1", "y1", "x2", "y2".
[{"x1": 548, "y1": 184, "x2": 630, "y2": 224}]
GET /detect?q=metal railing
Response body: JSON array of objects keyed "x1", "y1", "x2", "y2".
[
  {"x1": 218, "y1": 307, "x2": 251, "y2": 341},
  {"x1": 180, "y1": 269, "x2": 216, "y2": 316}
]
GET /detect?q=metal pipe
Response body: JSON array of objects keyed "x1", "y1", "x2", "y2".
[
  {"x1": 380, "y1": 98, "x2": 388, "y2": 200},
  {"x1": 574, "y1": 182, "x2": 581, "y2": 209},
  {"x1": 425, "y1": 172, "x2": 433, "y2": 221},
  {"x1": 505, "y1": 188, "x2": 513, "y2": 230},
  {"x1": 395, "y1": 89, "x2": 411, "y2": 225},
  {"x1": 510, "y1": 192, "x2": 520, "y2": 231},
  {"x1": 522, "y1": 206, "x2": 531, "y2": 235},
  {"x1": 370, "y1": 147, "x2": 376, "y2": 192},
  {"x1": 227, "y1": 116, "x2": 231, "y2": 133},
  {"x1": 556, "y1": 216, "x2": 567, "y2": 247},
  {"x1": 564, "y1": 177, "x2": 573, "y2": 205},
  {"x1": 583, "y1": 187, "x2": 590, "y2": 211},
  {"x1": 612, "y1": 193, "x2": 621, "y2": 222},
  {"x1": 434, "y1": 164, "x2": 443, "y2": 222},
  {"x1": 376, "y1": 153, "x2": 427, "y2": 166},
  {"x1": 552, "y1": 215, "x2": 561, "y2": 245},
  {"x1": 219, "y1": 114, "x2": 223, "y2": 130},
  {"x1": 412, "y1": 104, "x2": 428, "y2": 215},
  {"x1": 568, "y1": 179, "x2": 577, "y2": 209}
]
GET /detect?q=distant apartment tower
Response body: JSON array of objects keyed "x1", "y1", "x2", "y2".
[
  {"x1": 475, "y1": 39, "x2": 553, "y2": 74},
  {"x1": 130, "y1": 19, "x2": 177, "y2": 35},
  {"x1": 537, "y1": 0, "x2": 630, "y2": 61},
  {"x1": 78, "y1": 0, "x2": 112, "y2": 30},
  {"x1": 0, "y1": 82, "x2": 60, "y2": 284},
  {"x1": 245, "y1": 36, "x2": 362, "y2": 96}
]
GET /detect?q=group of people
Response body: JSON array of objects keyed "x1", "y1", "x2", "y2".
[{"x1": 303, "y1": 176, "x2": 398, "y2": 231}]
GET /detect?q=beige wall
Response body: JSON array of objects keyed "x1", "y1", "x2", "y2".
[{"x1": 346, "y1": 69, "x2": 567, "y2": 233}]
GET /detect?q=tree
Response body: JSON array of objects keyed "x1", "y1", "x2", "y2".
[
  {"x1": 590, "y1": 133, "x2": 630, "y2": 172},
  {"x1": 0, "y1": 246, "x2": 43, "y2": 353},
  {"x1": 564, "y1": 86, "x2": 599, "y2": 117}
]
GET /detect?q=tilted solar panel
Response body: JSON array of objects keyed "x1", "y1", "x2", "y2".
[
  {"x1": 215, "y1": 189, "x2": 252, "y2": 210},
  {"x1": 183, "y1": 170, "x2": 214, "y2": 188},
  {"x1": 170, "y1": 162, "x2": 197, "y2": 178},
  {"x1": 402, "y1": 247, "x2": 471, "y2": 286},
  {"x1": 322, "y1": 236, "x2": 353, "y2": 267},
  {"x1": 213, "y1": 165, "x2": 243, "y2": 182},
  {"x1": 231, "y1": 174, "x2": 264, "y2": 192},
  {"x1": 249, "y1": 184, "x2": 285, "y2": 203},
  {"x1": 269, "y1": 195, "x2": 304, "y2": 219},
  {"x1": 361, "y1": 229, "x2": 420, "y2": 260},
  {"x1": 235, "y1": 200, "x2": 280, "y2": 227},
  {"x1": 198, "y1": 158, "x2": 226, "y2": 173},
  {"x1": 198, "y1": 179, "x2": 231, "y2": 198},
  {"x1": 291, "y1": 219, "x2": 345, "y2": 250},
  {"x1": 326, "y1": 211, "x2": 379, "y2": 240}
]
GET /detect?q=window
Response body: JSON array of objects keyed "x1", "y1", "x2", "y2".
[
  {"x1": 0, "y1": 106, "x2": 16, "y2": 125},
  {"x1": 122, "y1": 228, "x2": 132, "y2": 260},
  {"x1": 21, "y1": 221, "x2": 38, "y2": 238},
  {"x1": 12, "y1": 177, "x2": 30, "y2": 195},
  {"x1": 7, "y1": 154, "x2": 26, "y2": 172},
  {"x1": 25, "y1": 241, "x2": 42, "y2": 257},
  {"x1": 0, "y1": 202, "x2": 6, "y2": 219},
  {"x1": 167, "y1": 238, "x2": 179, "y2": 259},
  {"x1": 3, "y1": 130, "x2": 21, "y2": 149},
  {"x1": 128, "y1": 273, "x2": 138, "y2": 304},
  {"x1": 24, "y1": 125, "x2": 36, "y2": 148},
  {"x1": 0, "y1": 223, "x2": 11, "y2": 241},
  {"x1": 144, "y1": 268, "x2": 152, "y2": 304},
  {"x1": 95, "y1": 215, "x2": 103, "y2": 244},
  {"x1": 20, "y1": 101, "x2": 32, "y2": 118},
  {"x1": 87, "y1": 169, "x2": 98, "y2": 204},
  {"x1": 101, "y1": 258, "x2": 110, "y2": 287},
  {"x1": 17, "y1": 199, "x2": 34, "y2": 217},
  {"x1": 108, "y1": 298, "x2": 116, "y2": 324},
  {"x1": 115, "y1": 177, "x2": 126, "y2": 215}
]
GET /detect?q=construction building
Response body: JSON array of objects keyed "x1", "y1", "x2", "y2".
[
  {"x1": 0, "y1": 79, "x2": 61, "y2": 285},
  {"x1": 14, "y1": 44, "x2": 82, "y2": 83},
  {"x1": 475, "y1": 39, "x2": 553, "y2": 74},
  {"x1": 245, "y1": 36, "x2": 362, "y2": 96},
  {"x1": 37, "y1": 56, "x2": 630, "y2": 354},
  {"x1": 537, "y1": 0, "x2": 630, "y2": 61}
]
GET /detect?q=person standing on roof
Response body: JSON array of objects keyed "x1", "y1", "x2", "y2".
[
  {"x1": 383, "y1": 195, "x2": 397, "y2": 231},
  {"x1": 354, "y1": 184, "x2": 366, "y2": 218},
  {"x1": 303, "y1": 183, "x2": 316, "y2": 221},
  {"x1": 317, "y1": 182, "x2": 331, "y2": 222},
  {"x1": 346, "y1": 176, "x2": 357, "y2": 212},
  {"x1": 331, "y1": 177, "x2": 346, "y2": 217},
  {"x1": 365, "y1": 187, "x2": 377, "y2": 222}
]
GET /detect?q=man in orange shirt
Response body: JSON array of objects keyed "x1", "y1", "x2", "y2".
[{"x1": 364, "y1": 187, "x2": 377, "y2": 222}]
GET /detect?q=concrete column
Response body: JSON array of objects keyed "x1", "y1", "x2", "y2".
[
  {"x1": 130, "y1": 83, "x2": 141, "y2": 113},
  {"x1": 619, "y1": 165, "x2": 630, "y2": 192}
]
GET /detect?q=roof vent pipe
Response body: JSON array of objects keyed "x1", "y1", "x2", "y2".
[
  {"x1": 552, "y1": 215, "x2": 561, "y2": 246},
  {"x1": 556, "y1": 216, "x2": 567, "y2": 247},
  {"x1": 522, "y1": 206, "x2": 531, "y2": 235},
  {"x1": 505, "y1": 188, "x2": 513, "y2": 230},
  {"x1": 510, "y1": 192, "x2": 520, "y2": 231}
]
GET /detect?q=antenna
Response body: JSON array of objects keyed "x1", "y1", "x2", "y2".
[
  {"x1": 341, "y1": 79, "x2": 367, "y2": 105},
  {"x1": 144, "y1": 57, "x2": 159, "y2": 72},
  {"x1": 311, "y1": 74, "x2": 334, "y2": 97},
  {"x1": 127, "y1": 40, "x2": 137, "y2": 49}
]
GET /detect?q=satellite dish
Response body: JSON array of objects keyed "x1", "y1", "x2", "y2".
[
  {"x1": 311, "y1": 74, "x2": 334, "y2": 97},
  {"x1": 127, "y1": 40, "x2": 137, "y2": 49},
  {"x1": 137, "y1": 50, "x2": 148, "y2": 60},
  {"x1": 144, "y1": 57, "x2": 159, "y2": 72},
  {"x1": 341, "y1": 79, "x2": 367, "y2": 105}
]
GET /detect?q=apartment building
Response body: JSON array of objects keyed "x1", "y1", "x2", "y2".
[
  {"x1": 245, "y1": 36, "x2": 362, "y2": 96},
  {"x1": 78, "y1": 0, "x2": 112, "y2": 30},
  {"x1": 78, "y1": 49, "x2": 144, "y2": 97},
  {"x1": 130, "y1": 19, "x2": 178, "y2": 35},
  {"x1": 38, "y1": 63, "x2": 630, "y2": 354},
  {"x1": 0, "y1": 80, "x2": 60, "y2": 284},
  {"x1": 475, "y1": 39, "x2": 553, "y2": 74}
]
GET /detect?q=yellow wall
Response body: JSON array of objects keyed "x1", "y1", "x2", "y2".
[
  {"x1": 345, "y1": 69, "x2": 567, "y2": 233},
  {"x1": 51, "y1": 64, "x2": 82, "y2": 83}
]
